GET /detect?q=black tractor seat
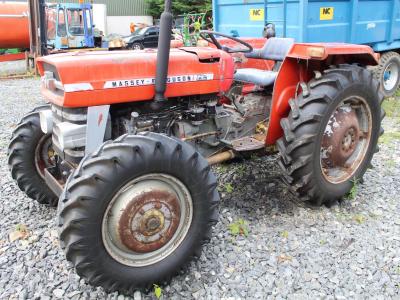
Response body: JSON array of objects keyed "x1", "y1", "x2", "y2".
[{"x1": 234, "y1": 37, "x2": 294, "y2": 86}]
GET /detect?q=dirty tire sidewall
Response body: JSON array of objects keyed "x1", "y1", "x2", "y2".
[
  {"x1": 58, "y1": 133, "x2": 219, "y2": 294},
  {"x1": 278, "y1": 65, "x2": 384, "y2": 206},
  {"x1": 309, "y1": 77, "x2": 381, "y2": 199},
  {"x1": 8, "y1": 105, "x2": 58, "y2": 206}
]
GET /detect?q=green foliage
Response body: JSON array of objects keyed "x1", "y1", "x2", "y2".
[
  {"x1": 236, "y1": 165, "x2": 246, "y2": 176},
  {"x1": 229, "y1": 219, "x2": 249, "y2": 237},
  {"x1": 153, "y1": 284, "x2": 163, "y2": 299},
  {"x1": 280, "y1": 231, "x2": 289, "y2": 239},
  {"x1": 353, "y1": 214, "x2": 366, "y2": 224},
  {"x1": 347, "y1": 179, "x2": 359, "y2": 200},
  {"x1": 145, "y1": 0, "x2": 212, "y2": 18},
  {"x1": 379, "y1": 131, "x2": 400, "y2": 145},
  {"x1": 224, "y1": 183, "x2": 234, "y2": 193},
  {"x1": 382, "y1": 98, "x2": 400, "y2": 118},
  {"x1": 15, "y1": 224, "x2": 28, "y2": 233}
]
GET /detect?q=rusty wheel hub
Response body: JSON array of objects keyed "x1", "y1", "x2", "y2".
[
  {"x1": 320, "y1": 98, "x2": 372, "y2": 184},
  {"x1": 119, "y1": 190, "x2": 180, "y2": 253},
  {"x1": 322, "y1": 109, "x2": 360, "y2": 167},
  {"x1": 102, "y1": 174, "x2": 193, "y2": 267}
]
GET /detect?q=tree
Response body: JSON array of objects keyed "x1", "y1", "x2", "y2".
[{"x1": 145, "y1": 0, "x2": 212, "y2": 18}]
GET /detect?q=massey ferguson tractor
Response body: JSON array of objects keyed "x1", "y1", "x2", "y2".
[{"x1": 8, "y1": 0, "x2": 385, "y2": 295}]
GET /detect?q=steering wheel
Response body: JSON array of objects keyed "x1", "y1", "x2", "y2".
[{"x1": 199, "y1": 30, "x2": 253, "y2": 53}]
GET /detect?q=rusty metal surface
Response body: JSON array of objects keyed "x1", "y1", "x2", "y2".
[
  {"x1": 320, "y1": 98, "x2": 372, "y2": 184},
  {"x1": 207, "y1": 150, "x2": 236, "y2": 165},
  {"x1": 231, "y1": 136, "x2": 265, "y2": 152},
  {"x1": 102, "y1": 173, "x2": 193, "y2": 267},
  {"x1": 118, "y1": 190, "x2": 181, "y2": 253},
  {"x1": 322, "y1": 109, "x2": 360, "y2": 167}
]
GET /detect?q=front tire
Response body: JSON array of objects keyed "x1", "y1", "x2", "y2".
[
  {"x1": 373, "y1": 51, "x2": 400, "y2": 97},
  {"x1": 277, "y1": 65, "x2": 385, "y2": 206},
  {"x1": 8, "y1": 105, "x2": 58, "y2": 206},
  {"x1": 58, "y1": 133, "x2": 219, "y2": 294},
  {"x1": 131, "y1": 42, "x2": 144, "y2": 50}
]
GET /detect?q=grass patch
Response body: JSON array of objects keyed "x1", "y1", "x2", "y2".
[
  {"x1": 153, "y1": 284, "x2": 163, "y2": 299},
  {"x1": 346, "y1": 179, "x2": 359, "y2": 200},
  {"x1": 224, "y1": 183, "x2": 234, "y2": 193},
  {"x1": 228, "y1": 219, "x2": 249, "y2": 237},
  {"x1": 382, "y1": 99, "x2": 400, "y2": 118},
  {"x1": 379, "y1": 131, "x2": 400, "y2": 145}
]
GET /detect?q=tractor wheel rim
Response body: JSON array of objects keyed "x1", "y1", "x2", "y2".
[
  {"x1": 102, "y1": 173, "x2": 193, "y2": 267},
  {"x1": 320, "y1": 96, "x2": 372, "y2": 184},
  {"x1": 383, "y1": 62, "x2": 399, "y2": 91},
  {"x1": 34, "y1": 135, "x2": 55, "y2": 179}
]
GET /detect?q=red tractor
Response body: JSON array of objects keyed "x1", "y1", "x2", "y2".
[{"x1": 8, "y1": 0, "x2": 384, "y2": 295}]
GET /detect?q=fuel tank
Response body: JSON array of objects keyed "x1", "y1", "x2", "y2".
[
  {"x1": 0, "y1": 2, "x2": 30, "y2": 49},
  {"x1": 37, "y1": 48, "x2": 235, "y2": 108}
]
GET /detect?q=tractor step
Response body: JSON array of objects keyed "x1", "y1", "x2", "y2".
[{"x1": 231, "y1": 135, "x2": 266, "y2": 151}]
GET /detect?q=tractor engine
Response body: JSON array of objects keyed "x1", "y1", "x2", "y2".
[
  {"x1": 44, "y1": 91, "x2": 271, "y2": 167},
  {"x1": 111, "y1": 92, "x2": 270, "y2": 157}
]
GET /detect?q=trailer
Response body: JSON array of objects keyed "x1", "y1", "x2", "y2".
[{"x1": 213, "y1": 0, "x2": 400, "y2": 97}]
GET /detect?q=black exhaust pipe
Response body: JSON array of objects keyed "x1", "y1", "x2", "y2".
[{"x1": 154, "y1": 0, "x2": 173, "y2": 102}]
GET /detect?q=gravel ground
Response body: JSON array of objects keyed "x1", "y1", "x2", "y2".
[{"x1": 0, "y1": 77, "x2": 399, "y2": 300}]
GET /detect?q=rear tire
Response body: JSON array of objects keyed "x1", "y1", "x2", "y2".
[
  {"x1": 8, "y1": 105, "x2": 58, "y2": 206},
  {"x1": 277, "y1": 65, "x2": 385, "y2": 206},
  {"x1": 57, "y1": 132, "x2": 219, "y2": 294},
  {"x1": 373, "y1": 51, "x2": 400, "y2": 97}
]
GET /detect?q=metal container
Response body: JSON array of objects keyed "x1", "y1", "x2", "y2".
[
  {"x1": 213, "y1": 0, "x2": 400, "y2": 52},
  {"x1": 0, "y1": 1, "x2": 29, "y2": 49}
]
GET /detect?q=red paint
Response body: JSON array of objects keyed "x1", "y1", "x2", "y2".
[
  {"x1": 0, "y1": 52, "x2": 25, "y2": 62},
  {"x1": 37, "y1": 49, "x2": 235, "y2": 108},
  {"x1": 37, "y1": 42, "x2": 379, "y2": 147},
  {"x1": 0, "y1": 2, "x2": 30, "y2": 49},
  {"x1": 266, "y1": 43, "x2": 379, "y2": 145}
]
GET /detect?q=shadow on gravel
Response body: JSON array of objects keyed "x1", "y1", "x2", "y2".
[{"x1": 214, "y1": 155, "x2": 312, "y2": 221}]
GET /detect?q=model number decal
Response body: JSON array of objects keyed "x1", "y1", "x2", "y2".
[{"x1": 104, "y1": 74, "x2": 214, "y2": 89}]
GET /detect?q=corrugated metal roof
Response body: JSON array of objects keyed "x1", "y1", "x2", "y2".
[{"x1": 5, "y1": 0, "x2": 149, "y2": 16}]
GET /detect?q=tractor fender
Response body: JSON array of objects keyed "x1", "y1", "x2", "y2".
[{"x1": 266, "y1": 43, "x2": 379, "y2": 145}]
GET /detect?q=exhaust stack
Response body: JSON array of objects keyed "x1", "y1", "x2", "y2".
[{"x1": 154, "y1": 0, "x2": 173, "y2": 102}]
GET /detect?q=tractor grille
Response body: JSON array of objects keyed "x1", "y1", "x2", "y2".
[{"x1": 51, "y1": 104, "x2": 87, "y2": 164}]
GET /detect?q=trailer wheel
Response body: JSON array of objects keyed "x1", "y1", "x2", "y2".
[
  {"x1": 277, "y1": 65, "x2": 385, "y2": 206},
  {"x1": 373, "y1": 51, "x2": 400, "y2": 97},
  {"x1": 58, "y1": 133, "x2": 219, "y2": 294},
  {"x1": 8, "y1": 105, "x2": 58, "y2": 206}
]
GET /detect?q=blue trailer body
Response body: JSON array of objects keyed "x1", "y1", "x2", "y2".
[{"x1": 213, "y1": 0, "x2": 400, "y2": 52}]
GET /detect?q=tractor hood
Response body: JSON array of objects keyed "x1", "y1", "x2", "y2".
[{"x1": 37, "y1": 48, "x2": 234, "y2": 108}]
